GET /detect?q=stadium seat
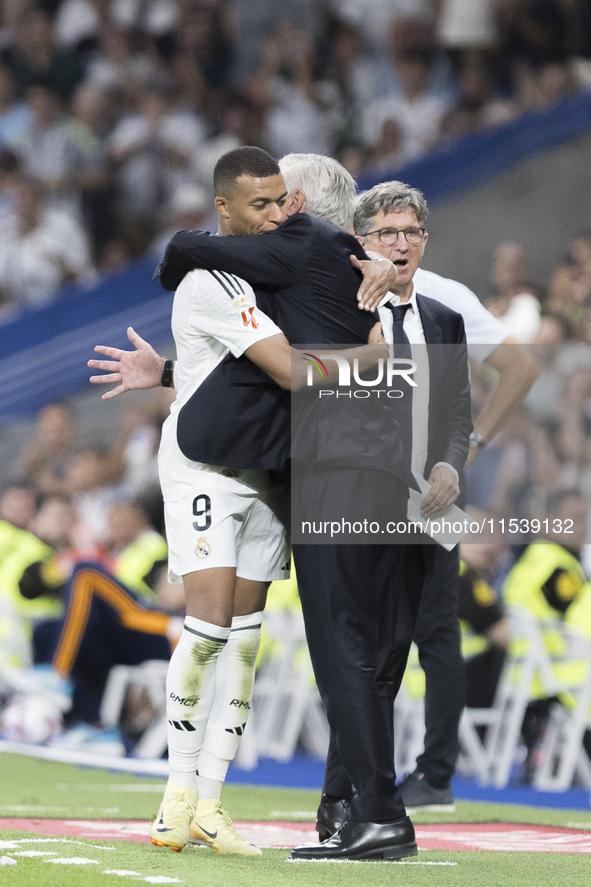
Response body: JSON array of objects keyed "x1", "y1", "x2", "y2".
[
  {"x1": 477, "y1": 605, "x2": 559, "y2": 788},
  {"x1": 533, "y1": 626, "x2": 591, "y2": 791}
]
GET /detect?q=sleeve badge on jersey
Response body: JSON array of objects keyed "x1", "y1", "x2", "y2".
[
  {"x1": 195, "y1": 536, "x2": 211, "y2": 558},
  {"x1": 233, "y1": 296, "x2": 251, "y2": 308}
]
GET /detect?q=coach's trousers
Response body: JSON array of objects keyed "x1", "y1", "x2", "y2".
[{"x1": 293, "y1": 534, "x2": 425, "y2": 823}]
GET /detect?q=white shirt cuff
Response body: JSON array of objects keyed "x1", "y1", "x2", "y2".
[
  {"x1": 365, "y1": 250, "x2": 389, "y2": 262},
  {"x1": 432, "y1": 462, "x2": 459, "y2": 484}
]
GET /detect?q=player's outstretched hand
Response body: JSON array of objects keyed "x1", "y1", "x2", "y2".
[
  {"x1": 88, "y1": 326, "x2": 166, "y2": 399},
  {"x1": 351, "y1": 253, "x2": 397, "y2": 312}
]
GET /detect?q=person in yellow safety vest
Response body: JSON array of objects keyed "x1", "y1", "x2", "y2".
[
  {"x1": 0, "y1": 486, "x2": 63, "y2": 669},
  {"x1": 503, "y1": 488, "x2": 588, "y2": 779},
  {"x1": 13, "y1": 494, "x2": 177, "y2": 726},
  {"x1": 564, "y1": 580, "x2": 591, "y2": 760},
  {"x1": 458, "y1": 561, "x2": 510, "y2": 709},
  {"x1": 103, "y1": 502, "x2": 168, "y2": 604},
  {"x1": 20, "y1": 497, "x2": 168, "y2": 612},
  {"x1": 402, "y1": 559, "x2": 510, "y2": 711}
]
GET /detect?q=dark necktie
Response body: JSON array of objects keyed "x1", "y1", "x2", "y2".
[
  {"x1": 385, "y1": 302, "x2": 411, "y2": 352},
  {"x1": 384, "y1": 302, "x2": 413, "y2": 460}
]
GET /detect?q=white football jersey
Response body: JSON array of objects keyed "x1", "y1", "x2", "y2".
[{"x1": 158, "y1": 268, "x2": 282, "y2": 502}]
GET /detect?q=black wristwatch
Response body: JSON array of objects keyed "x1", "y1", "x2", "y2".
[
  {"x1": 469, "y1": 431, "x2": 486, "y2": 450},
  {"x1": 161, "y1": 359, "x2": 175, "y2": 388}
]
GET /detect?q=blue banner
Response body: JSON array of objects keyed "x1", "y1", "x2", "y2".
[
  {"x1": 357, "y1": 90, "x2": 591, "y2": 202},
  {"x1": 0, "y1": 258, "x2": 173, "y2": 424}
]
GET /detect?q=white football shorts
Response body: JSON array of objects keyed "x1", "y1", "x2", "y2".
[{"x1": 164, "y1": 465, "x2": 290, "y2": 583}]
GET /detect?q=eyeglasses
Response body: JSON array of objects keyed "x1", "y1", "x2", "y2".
[{"x1": 363, "y1": 226, "x2": 425, "y2": 246}]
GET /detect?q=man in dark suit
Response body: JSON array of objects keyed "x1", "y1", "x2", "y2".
[
  {"x1": 316, "y1": 181, "x2": 473, "y2": 841},
  {"x1": 152, "y1": 161, "x2": 470, "y2": 861},
  {"x1": 90, "y1": 153, "x2": 471, "y2": 860}
]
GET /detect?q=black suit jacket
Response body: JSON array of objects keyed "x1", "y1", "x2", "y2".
[
  {"x1": 415, "y1": 293, "x2": 472, "y2": 479},
  {"x1": 156, "y1": 214, "x2": 378, "y2": 473}
]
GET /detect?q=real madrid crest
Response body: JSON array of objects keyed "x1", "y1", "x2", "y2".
[{"x1": 195, "y1": 536, "x2": 211, "y2": 558}]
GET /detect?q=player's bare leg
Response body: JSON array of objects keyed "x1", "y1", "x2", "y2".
[
  {"x1": 150, "y1": 567, "x2": 235, "y2": 852},
  {"x1": 191, "y1": 577, "x2": 268, "y2": 856}
]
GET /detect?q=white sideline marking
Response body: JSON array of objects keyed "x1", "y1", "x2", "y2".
[
  {"x1": 287, "y1": 858, "x2": 458, "y2": 865},
  {"x1": 0, "y1": 805, "x2": 70, "y2": 813},
  {"x1": 14, "y1": 851, "x2": 57, "y2": 857},
  {"x1": 567, "y1": 822, "x2": 591, "y2": 830},
  {"x1": 394, "y1": 861, "x2": 458, "y2": 866},
  {"x1": 16, "y1": 838, "x2": 115, "y2": 850},
  {"x1": 80, "y1": 783, "x2": 166, "y2": 793},
  {"x1": 0, "y1": 804, "x2": 121, "y2": 814},
  {"x1": 45, "y1": 857, "x2": 99, "y2": 865},
  {"x1": 142, "y1": 878, "x2": 182, "y2": 884},
  {"x1": 2, "y1": 837, "x2": 184, "y2": 883},
  {"x1": 270, "y1": 810, "x2": 317, "y2": 819}
]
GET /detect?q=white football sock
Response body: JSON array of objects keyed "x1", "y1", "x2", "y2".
[
  {"x1": 166, "y1": 615, "x2": 230, "y2": 790},
  {"x1": 198, "y1": 611, "x2": 263, "y2": 795}
]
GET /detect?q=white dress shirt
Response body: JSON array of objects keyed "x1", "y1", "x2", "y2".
[{"x1": 378, "y1": 285, "x2": 459, "y2": 483}]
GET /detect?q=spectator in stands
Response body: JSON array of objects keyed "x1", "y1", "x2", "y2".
[
  {"x1": 20, "y1": 401, "x2": 78, "y2": 496},
  {"x1": 253, "y1": 23, "x2": 343, "y2": 158},
  {"x1": 487, "y1": 241, "x2": 542, "y2": 343},
  {"x1": 547, "y1": 232, "x2": 591, "y2": 330},
  {"x1": 13, "y1": 81, "x2": 103, "y2": 219},
  {"x1": 103, "y1": 500, "x2": 168, "y2": 604},
  {"x1": 0, "y1": 64, "x2": 31, "y2": 148},
  {"x1": 70, "y1": 83, "x2": 117, "y2": 259},
  {"x1": 3, "y1": 6, "x2": 85, "y2": 101},
  {"x1": 0, "y1": 482, "x2": 37, "y2": 530},
  {"x1": 531, "y1": 60, "x2": 577, "y2": 109},
  {"x1": 362, "y1": 49, "x2": 452, "y2": 164},
  {"x1": 363, "y1": 116, "x2": 406, "y2": 177},
  {"x1": 82, "y1": 22, "x2": 155, "y2": 99},
  {"x1": 192, "y1": 93, "x2": 264, "y2": 199},
  {"x1": 323, "y1": 19, "x2": 385, "y2": 144},
  {"x1": 150, "y1": 183, "x2": 209, "y2": 260},
  {"x1": 439, "y1": 52, "x2": 516, "y2": 143},
  {"x1": 330, "y1": 2, "x2": 434, "y2": 66},
  {"x1": 0, "y1": 176, "x2": 96, "y2": 307},
  {"x1": 108, "y1": 74, "x2": 205, "y2": 254},
  {"x1": 0, "y1": 146, "x2": 22, "y2": 219},
  {"x1": 436, "y1": 0, "x2": 497, "y2": 59},
  {"x1": 229, "y1": 0, "x2": 324, "y2": 85},
  {"x1": 169, "y1": 0, "x2": 233, "y2": 114},
  {"x1": 64, "y1": 446, "x2": 118, "y2": 545},
  {"x1": 495, "y1": 0, "x2": 572, "y2": 100}
]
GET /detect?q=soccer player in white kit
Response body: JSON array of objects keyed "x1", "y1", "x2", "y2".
[
  {"x1": 90, "y1": 150, "x2": 393, "y2": 857},
  {"x1": 152, "y1": 264, "x2": 290, "y2": 856}
]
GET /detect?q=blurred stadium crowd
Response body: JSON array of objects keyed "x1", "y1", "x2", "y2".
[{"x1": 2, "y1": 0, "x2": 591, "y2": 312}]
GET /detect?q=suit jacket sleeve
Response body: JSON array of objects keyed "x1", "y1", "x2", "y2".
[
  {"x1": 439, "y1": 316, "x2": 472, "y2": 474},
  {"x1": 156, "y1": 214, "x2": 315, "y2": 291}
]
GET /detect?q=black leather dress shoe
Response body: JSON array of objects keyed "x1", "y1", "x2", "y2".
[
  {"x1": 291, "y1": 816, "x2": 417, "y2": 860},
  {"x1": 315, "y1": 795, "x2": 350, "y2": 842}
]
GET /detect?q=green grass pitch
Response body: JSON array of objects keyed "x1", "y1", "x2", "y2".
[{"x1": 2, "y1": 753, "x2": 591, "y2": 887}]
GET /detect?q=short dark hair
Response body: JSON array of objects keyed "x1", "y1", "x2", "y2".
[{"x1": 213, "y1": 146, "x2": 280, "y2": 197}]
